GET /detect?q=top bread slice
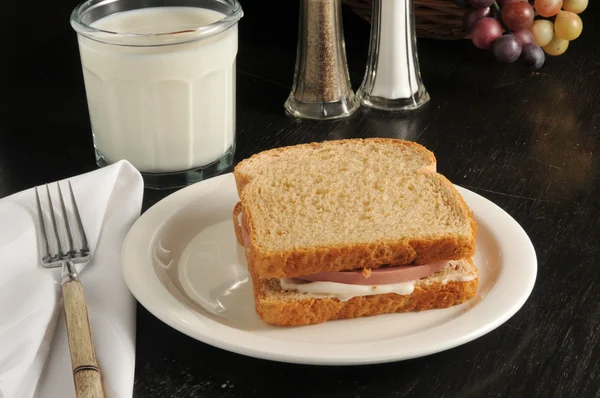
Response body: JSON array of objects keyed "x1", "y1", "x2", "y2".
[
  {"x1": 235, "y1": 146, "x2": 477, "y2": 279},
  {"x1": 233, "y1": 138, "x2": 436, "y2": 197}
]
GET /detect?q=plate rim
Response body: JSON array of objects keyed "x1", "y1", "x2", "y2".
[{"x1": 122, "y1": 173, "x2": 538, "y2": 365}]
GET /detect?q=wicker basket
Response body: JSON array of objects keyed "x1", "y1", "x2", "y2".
[{"x1": 344, "y1": 0, "x2": 468, "y2": 40}]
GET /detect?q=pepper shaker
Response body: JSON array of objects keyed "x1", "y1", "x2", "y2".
[
  {"x1": 285, "y1": 0, "x2": 359, "y2": 120},
  {"x1": 357, "y1": 0, "x2": 430, "y2": 111}
]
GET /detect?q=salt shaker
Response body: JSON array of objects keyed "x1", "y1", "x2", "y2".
[
  {"x1": 285, "y1": 0, "x2": 359, "y2": 120},
  {"x1": 357, "y1": 0, "x2": 430, "y2": 111}
]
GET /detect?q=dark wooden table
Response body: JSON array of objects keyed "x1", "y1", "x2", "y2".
[{"x1": 2, "y1": 0, "x2": 600, "y2": 396}]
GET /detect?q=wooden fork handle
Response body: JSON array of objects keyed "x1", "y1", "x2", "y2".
[{"x1": 62, "y1": 279, "x2": 106, "y2": 398}]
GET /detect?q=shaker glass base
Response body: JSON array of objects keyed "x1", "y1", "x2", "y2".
[
  {"x1": 284, "y1": 96, "x2": 359, "y2": 121},
  {"x1": 95, "y1": 146, "x2": 234, "y2": 190},
  {"x1": 358, "y1": 87, "x2": 430, "y2": 111}
]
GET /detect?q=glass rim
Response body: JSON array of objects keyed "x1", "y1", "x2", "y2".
[{"x1": 70, "y1": 0, "x2": 243, "y2": 46}]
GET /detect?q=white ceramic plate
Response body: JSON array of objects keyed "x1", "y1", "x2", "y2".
[{"x1": 122, "y1": 173, "x2": 537, "y2": 365}]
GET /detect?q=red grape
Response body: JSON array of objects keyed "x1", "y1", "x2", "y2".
[
  {"x1": 463, "y1": 7, "x2": 491, "y2": 30},
  {"x1": 513, "y1": 29, "x2": 535, "y2": 45},
  {"x1": 471, "y1": 18, "x2": 503, "y2": 49},
  {"x1": 521, "y1": 43, "x2": 545, "y2": 69},
  {"x1": 493, "y1": 34, "x2": 522, "y2": 63},
  {"x1": 501, "y1": 2, "x2": 535, "y2": 30},
  {"x1": 534, "y1": 0, "x2": 563, "y2": 17},
  {"x1": 497, "y1": 0, "x2": 526, "y2": 5},
  {"x1": 468, "y1": 0, "x2": 495, "y2": 8}
]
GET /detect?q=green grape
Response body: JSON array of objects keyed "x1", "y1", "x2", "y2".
[
  {"x1": 555, "y1": 11, "x2": 583, "y2": 41},
  {"x1": 529, "y1": 20, "x2": 554, "y2": 47},
  {"x1": 562, "y1": 0, "x2": 588, "y2": 13},
  {"x1": 544, "y1": 34, "x2": 569, "y2": 56}
]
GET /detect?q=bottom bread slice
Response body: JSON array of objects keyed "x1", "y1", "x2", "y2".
[{"x1": 251, "y1": 259, "x2": 479, "y2": 326}]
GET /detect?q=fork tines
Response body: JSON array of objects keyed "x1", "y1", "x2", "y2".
[{"x1": 35, "y1": 182, "x2": 90, "y2": 267}]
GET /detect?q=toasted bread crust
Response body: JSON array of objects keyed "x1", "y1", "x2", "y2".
[
  {"x1": 234, "y1": 205, "x2": 475, "y2": 276},
  {"x1": 244, "y1": 231, "x2": 476, "y2": 279},
  {"x1": 233, "y1": 201, "x2": 244, "y2": 246},
  {"x1": 232, "y1": 138, "x2": 476, "y2": 280},
  {"x1": 235, "y1": 171, "x2": 477, "y2": 279},
  {"x1": 233, "y1": 138, "x2": 436, "y2": 196},
  {"x1": 252, "y1": 274, "x2": 479, "y2": 327}
]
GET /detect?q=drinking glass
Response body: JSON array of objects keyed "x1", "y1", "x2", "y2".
[{"x1": 71, "y1": 0, "x2": 243, "y2": 189}]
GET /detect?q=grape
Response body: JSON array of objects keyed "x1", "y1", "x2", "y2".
[
  {"x1": 543, "y1": 34, "x2": 569, "y2": 55},
  {"x1": 534, "y1": 0, "x2": 563, "y2": 17},
  {"x1": 554, "y1": 11, "x2": 583, "y2": 41},
  {"x1": 468, "y1": 0, "x2": 495, "y2": 8},
  {"x1": 493, "y1": 34, "x2": 522, "y2": 63},
  {"x1": 562, "y1": 0, "x2": 588, "y2": 13},
  {"x1": 529, "y1": 20, "x2": 554, "y2": 47},
  {"x1": 501, "y1": 2, "x2": 535, "y2": 30},
  {"x1": 463, "y1": 7, "x2": 491, "y2": 30},
  {"x1": 453, "y1": 0, "x2": 469, "y2": 8},
  {"x1": 514, "y1": 29, "x2": 535, "y2": 45},
  {"x1": 497, "y1": 0, "x2": 526, "y2": 5},
  {"x1": 471, "y1": 18, "x2": 503, "y2": 49},
  {"x1": 521, "y1": 43, "x2": 545, "y2": 69}
]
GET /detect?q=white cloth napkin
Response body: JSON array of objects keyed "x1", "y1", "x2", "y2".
[{"x1": 0, "y1": 160, "x2": 143, "y2": 398}]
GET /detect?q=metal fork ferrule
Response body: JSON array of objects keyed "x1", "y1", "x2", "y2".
[{"x1": 61, "y1": 261, "x2": 81, "y2": 285}]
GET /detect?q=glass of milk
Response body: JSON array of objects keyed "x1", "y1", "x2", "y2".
[{"x1": 70, "y1": 0, "x2": 243, "y2": 189}]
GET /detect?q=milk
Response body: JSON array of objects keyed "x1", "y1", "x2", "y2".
[{"x1": 77, "y1": 7, "x2": 238, "y2": 173}]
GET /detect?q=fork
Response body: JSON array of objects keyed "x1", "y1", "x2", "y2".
[{"x1": 35, "y1": 182, "x2": 105, "y2": 398}]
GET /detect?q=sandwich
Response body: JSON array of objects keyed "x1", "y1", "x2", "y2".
[{"x1": 232, "y1": 138, "x2": 478, "y2": 326}]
